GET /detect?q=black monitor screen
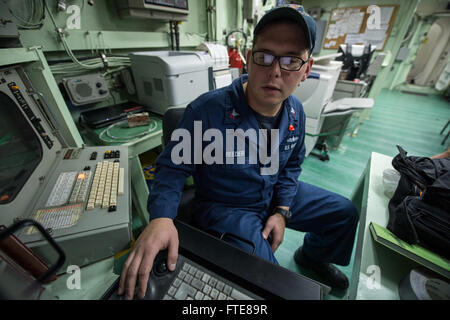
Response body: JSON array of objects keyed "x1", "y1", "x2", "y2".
[{"x1": 0, "y1": 91, "x2": 42, "y2": 204}]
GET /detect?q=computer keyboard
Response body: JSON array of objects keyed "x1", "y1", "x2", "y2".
[
  {"x1": 43, "y1": 160, "x2": 124, "y2": 213},
  {"x1": 163, "y1": 260, "x2": 255, "y2": 300},
  {"x1": 105, "y1": 251, "x2": 261, "y2": 300},
  {"x1": 69, "y1": 171, "x2": 92, "y2": 204},
  {"x1": 86, "y1": 160, "x2": 122, "y2": 211}
]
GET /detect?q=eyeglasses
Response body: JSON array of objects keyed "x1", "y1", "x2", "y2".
[{"x1": 252, "y1": 51, "x2": 308, "y2": 71}]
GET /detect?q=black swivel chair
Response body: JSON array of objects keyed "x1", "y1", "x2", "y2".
[{"x1": 161, "y1": 107, "x2": 197, "y2": 225}]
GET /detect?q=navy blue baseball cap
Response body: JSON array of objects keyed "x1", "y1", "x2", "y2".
[{"x1": 253, "y1": 4, "x2": 317, "y2": 53}]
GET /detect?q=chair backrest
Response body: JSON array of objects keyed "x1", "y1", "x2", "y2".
[
  {"x1": 162, "y1": 107, "x2": 187, "y2": 146},
  {"x1": 161, "y1": 107, "x2": 197, "y2": 225}
]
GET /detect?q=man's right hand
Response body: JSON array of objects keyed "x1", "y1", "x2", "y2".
[{"x1": 118, "y1": 217, "x2": 179, "y2": 300}]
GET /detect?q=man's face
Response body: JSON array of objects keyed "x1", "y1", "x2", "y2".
[{"x1": 246, "y1": 22, "x2": 313, "y2": 110}]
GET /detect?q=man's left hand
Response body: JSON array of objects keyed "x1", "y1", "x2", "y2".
[{"x1": 262, "y1": 212, "x2": 286, "y2": 252}]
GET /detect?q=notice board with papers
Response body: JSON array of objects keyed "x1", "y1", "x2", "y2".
[{"x1": 323, "y1": 5, "x2": 398, "y2": 51}]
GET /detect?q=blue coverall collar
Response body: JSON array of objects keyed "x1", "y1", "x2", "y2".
[{"x1": 222, "y1": 74, "x2": 253, "y2": 126}]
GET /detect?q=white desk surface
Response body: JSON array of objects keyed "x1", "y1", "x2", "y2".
[{"x1": 351, "y1": 152, "x2": 424, "y2": 300}]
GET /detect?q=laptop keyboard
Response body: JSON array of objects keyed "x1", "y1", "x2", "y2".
[{"x1": 163, "y1": 261, "x2": 255, "y2": 300}]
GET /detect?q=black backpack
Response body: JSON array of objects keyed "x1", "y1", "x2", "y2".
[{"x1": 387, "y1": 146, "x2": 450, "y2": 260}]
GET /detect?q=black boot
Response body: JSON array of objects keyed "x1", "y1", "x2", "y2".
[{"x1": 294, "y1": 246, "x2": 349, "y2": 290}]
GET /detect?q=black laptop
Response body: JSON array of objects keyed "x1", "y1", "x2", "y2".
[{"x1": 101, "y1": 220, "x2": 330, "y2": 300}]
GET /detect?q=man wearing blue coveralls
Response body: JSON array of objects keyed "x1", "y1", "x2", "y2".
[{"x1": 119, "y1": 5, "x2": 359, "y2": 300}]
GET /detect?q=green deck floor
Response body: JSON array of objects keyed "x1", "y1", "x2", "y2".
[{"x1": 274, "y1": 88, "x2": 450, "y2": 299}]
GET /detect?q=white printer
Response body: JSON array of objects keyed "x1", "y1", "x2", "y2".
[{"x1": 130, "y1": 51, "x2": 214, "y2": 115}]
